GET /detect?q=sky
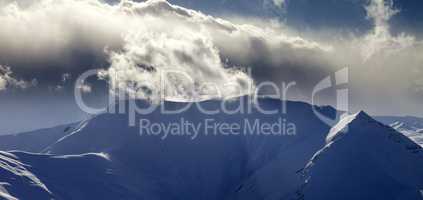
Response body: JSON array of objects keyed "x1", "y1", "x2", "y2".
[{"x1": 0, "y1": 0, "x2": 422, "y2": 134}]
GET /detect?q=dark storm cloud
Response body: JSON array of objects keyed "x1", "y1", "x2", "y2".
[
  {"x1": 0, "y1": 0, "x2": 333, "y2": 98},
  {"x1": 0, "y1": 0, "x2": 421, "y2": 116}
]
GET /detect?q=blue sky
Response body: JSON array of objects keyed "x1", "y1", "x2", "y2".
[{"x1": 166, "y1": 0, "x2": 423, "y2": 37}]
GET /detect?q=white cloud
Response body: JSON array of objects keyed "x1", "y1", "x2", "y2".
[
  {"x1": 0, "y1": 0, "x2": 422, "y2": 115},
  {"x1": 360, "y1": 0, "x2": 415, "y2": 60},
  {"x1": 77, "y1": 83, "x2": 92, "y2": 93},
  {"x1": 272, "y1": 0, "x2": 286, "y2": 8},
  {"x1": 99, "y1": 0, "x2": 331, "y2": 100},
  {"x1": 102, "y1": 28, "x2": 253, "y2": 100},
  {"x1": 0, "y1": 0, "x2": 332, "y2": 100},
  {"x1": 322, "y1": 0, "x2": 423, "y2": 115},
  {"x1": 0, "y1": 75, "x2": 6, "y2": 91},
  {"x1": 0, "y1": 65, "x2": 34, "y2": 91},
  {"x1": 61, "y1": 73, "x2": 71, "y2": 83}
]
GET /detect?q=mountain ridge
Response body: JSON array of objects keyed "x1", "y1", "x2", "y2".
[
  {"x1": 301, "y1": 111, "x2": 423, "y2": 200},
  {"x1": 0, "y1": 97, "x2": 422, "y2": 199}
]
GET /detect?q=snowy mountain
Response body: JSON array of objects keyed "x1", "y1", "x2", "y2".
[
  {"x1": 39, "y1": 97, "x2": 337, "y2": 199},
  {"x1": 301, "y1": 112, "x2": 423, "y2": 200},
  {"x1": 0, "y1": 151, "x2": 123, "y2": 200},
  {"x1": 0, "y1": 152, "x2": 52, "y2": 200},
  {"x1": 0, "y1": 123, "x2": 78, "y2": 153},
  {"x1": 376, "y1": 116, "x2": 423, "y2": 147},
  {"x1": 0, "y1": 97, "x2": 422, "y2": 200}
]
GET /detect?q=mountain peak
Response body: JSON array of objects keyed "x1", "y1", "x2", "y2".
[
  {"x1": 355, "y1": 110, "x2": 373, "y2": 120},
  {"x1": 325, "y1": 111, "x2": 375, "y2": 143}
]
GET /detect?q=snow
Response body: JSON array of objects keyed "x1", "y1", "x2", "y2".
[
  {"x1": 0, "y1": 123, "x2": 78, "y2": 153},
  {"x1": 325, "y1": 111, "x2": 364, "y2": 143},
  {"x1": 375, "y1": 116, "x2": 423, "y2": 147},
  {"x1": 0, "y1": 97, "x2": 422, "y2": 199},
  {"x1": 52, "y1": 152, "x2": 111, "y2": 161},
  {"x1": 0, "y1": 184, "x2": 18, "y2": 200},
  {"x1": 0, "y1": 97, "x2": 338, "y2": 199},
  {"x1": 0, "y1": 152, "x2": 52, "y2": 200},
  {"x1": 302, "y1": 111, "x2": 423, "y2": 200}
]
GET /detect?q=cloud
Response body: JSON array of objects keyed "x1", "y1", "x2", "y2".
[
  {"x1": 0, "y1": 0, "x2": 331, "y2": 100},
  {"x1": 360, "y1": 0, "x2": 415, "y2": 60},
  {"x1": 272, "y1": 0, "x2": 286, "y2": 8},
  {"x1": 76, "y1": 83, "x2": 92, "y2": 93},
  {"x1": 0, "y1": 0, "x2": 422, "y2": 115},
  {"x1": 0, "y1": 65, "x2": 35, "y2": 91},
  {"x1": 101, "y1": 28, "x2": 253, "y2": 100},
  {"x1": 61, "y1": 73, "x2": 71, "y2": 84},
  {"x1": 329, "y1": 0, "x2": 423, "y2": 115},
  {"x1": 98, "y1": 0, "x2": 332, "y2": 100},
  {"x1": 0, "y1": 76, "x2": 6, "y2": 91}
]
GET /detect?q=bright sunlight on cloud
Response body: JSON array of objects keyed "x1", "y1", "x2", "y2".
[{"x1": 0, "y1": 0, "x2": 422, "y2": 112}]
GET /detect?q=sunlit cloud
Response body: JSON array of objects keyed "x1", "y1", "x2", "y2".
[
  {"x1": 360, "y1": 0, "x2": 415, "y2": 61},
  {"x1": 0, "y1": 65, "x2": 35, "y2": 91},
  {"x1": 272, "y1": 0, "x2": 286, "y2": 8},
  {"x1": 0, "y1": 0, "x2": 422, "y2": 115},
  {"x1": 0, "y1": 0, "x2": 331, "y2": 100},
  {"x1": 76, "y1": 83, "x2": 92, "y2": 93}
]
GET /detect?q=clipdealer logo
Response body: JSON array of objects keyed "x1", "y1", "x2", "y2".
[{"x1": 73, "y1": 67, "x2": 349, "y2": 139}]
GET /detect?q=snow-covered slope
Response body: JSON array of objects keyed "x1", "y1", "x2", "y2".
[
  {"x1": 0, "y1": 152, "x2": 52, "y2": 200},
  {"x1": 302, "y1": 112, "x2": 423, "y2": 200},
  {"x1": 0, "y1": 123, "x2": 78, "y2": 153},
  {"x1": 41, "y1": 97, "x2": 337, "y2": 199},
  {"x1": 0, "y1": 151, "x2": 134, "y2": 200},
  {"x1": 376, "y1": 116, "x2": 423, "y2": 147},
  {"x1": 1, "y1": 97, "x2": 422, "y2": 200},
  {"x1": 0, "y1": 97, "x2": 338, "y2": 199}
]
